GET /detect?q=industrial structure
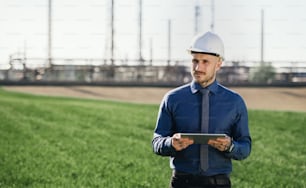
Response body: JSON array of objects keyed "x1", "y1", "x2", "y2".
[
  {"x1": 1, "y1": 54, "x2": 306, "y2": 86},
  {"x1": 0, "y1": 1, "x2": 305, "y2": 86}
]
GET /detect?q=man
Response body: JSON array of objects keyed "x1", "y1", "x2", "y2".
[{"x1": 152, "y1": 31, "x2": 251, "y2": 188}]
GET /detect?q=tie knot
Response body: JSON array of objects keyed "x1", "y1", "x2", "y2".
[{"x1": 200, "y1": 89, "x2": 209, "y2": 95}]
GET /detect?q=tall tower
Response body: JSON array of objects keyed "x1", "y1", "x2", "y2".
[
  {"x1": 48, "y1": 0, "x2": 52, "y2": 67},
  {"x1": 167, "y1": 20, "x2": 171, "y2": 66},
  {"x1": 211, "y1": 0, "x2": 215, "y2": 32},
  {"x1": 138, "y1": 0, "x2": 144, "y2": 64},
  {"x1": 194, "y1": 4, "x2": 200, "y2": 35},
  {"x1": 110, "y1": 0, "x2": 114, "y2": 65},
  {"x1": 260, "y1": 9, "x2": 264, "y2": 64}
]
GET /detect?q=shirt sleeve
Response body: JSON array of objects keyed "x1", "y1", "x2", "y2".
[
  {"x1": 225, "y1": 97, "x2": 252, "y2": 160},
  {"x1": 152, "y1": 94, "x2": 177, "y2": 157}
]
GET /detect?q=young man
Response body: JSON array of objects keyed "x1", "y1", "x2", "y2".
[{"x1": 152, "y1": 32, "x2": 252, "y2": 188}]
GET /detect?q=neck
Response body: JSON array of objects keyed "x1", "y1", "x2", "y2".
[{"x1": 199, "y1": 78, "x2": 215, "y2": 88}]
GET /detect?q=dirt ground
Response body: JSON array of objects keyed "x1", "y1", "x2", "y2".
[{"x1": 3, "y1": 86, "x2": 306, "y2": 112}]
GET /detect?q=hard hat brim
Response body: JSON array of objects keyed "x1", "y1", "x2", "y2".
[{"x1": 187, "y1": 49, "x2": 223, "y2": 60}]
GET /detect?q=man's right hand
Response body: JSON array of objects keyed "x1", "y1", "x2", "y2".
[{"x1": 172, "y1": 133, "x2": 194, "y2": 151}]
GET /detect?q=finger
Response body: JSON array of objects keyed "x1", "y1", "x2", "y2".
[
  {"x1": 208, "y1": 139, "x2": 218, "y2": 145},
  {"x1": 172, "y1": 133, "x2": 181, "y2": 141},
  {"x1": 215, "y1": 143, "x2": 224, "y2": 151},
  {"x1": 217, "y1": 140, "x2": 229, "y2": 147},
  {"x1": 178, "y1": 144, "x2": 185, "y2": 150},
  {"x1": 180, "y1": 137, "x2": 192, "y2": 143},
  {"x1": 174, "y1": 143, "x2": 183, "y2": 151},
  {"x1": 221, "y1": 145, "x2": 226, "y2": 151},
  {"x1": 213, "y1": 143, "x2": 218, "y2": 148},
  {"x1": 175, "y1": 133, "x2": 182, "y2": 139}
]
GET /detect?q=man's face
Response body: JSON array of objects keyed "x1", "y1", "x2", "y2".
[{"x1": 191, "y1": 53, "x2": 222, "y2": 87}]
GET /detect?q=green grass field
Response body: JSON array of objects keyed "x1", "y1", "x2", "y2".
[{"x1": 0, "y1": 88, "x2": 305, "y2": 188}]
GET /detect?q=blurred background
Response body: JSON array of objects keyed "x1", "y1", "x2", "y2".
[{"x1": 0, "y1": 0, "x2": 306, "y2": 86}]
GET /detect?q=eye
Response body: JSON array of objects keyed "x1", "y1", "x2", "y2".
[
  {"x1": 203, "y1": 60, "x2": 209, "y2": 64},
  {"x1": 192, "y1": 59, "x2": 199, "y2": 64}
]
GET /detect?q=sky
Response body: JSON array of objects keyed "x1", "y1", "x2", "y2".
[{"x1": 0, "y1": 0, "x2": 306, "y2": 68}]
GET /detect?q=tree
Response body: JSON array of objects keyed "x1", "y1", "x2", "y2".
[{"x1": 249, "y1": 63, "x2": 275, "y2": 84}]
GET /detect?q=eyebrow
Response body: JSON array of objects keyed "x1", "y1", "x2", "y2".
[{"x1": 192, "y1": 58, "x2": 209, "y2": 62}]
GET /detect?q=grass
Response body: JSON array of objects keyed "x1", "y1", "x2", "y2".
[{"x1": 0, "y1": 88, "x2": 305, "y2": 187}]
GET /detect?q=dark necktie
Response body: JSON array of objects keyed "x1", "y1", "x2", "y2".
[{"x1": 200, "y1": 89, "x2": 209, "y2": 171}]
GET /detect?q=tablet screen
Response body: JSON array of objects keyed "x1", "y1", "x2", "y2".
[{"x1": 180, "y1": 133, "x2": 227, "y2": 144}]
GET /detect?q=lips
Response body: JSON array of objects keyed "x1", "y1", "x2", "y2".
[{"x1": 194, "y1": 71, "x2": 205, "y2": 76}]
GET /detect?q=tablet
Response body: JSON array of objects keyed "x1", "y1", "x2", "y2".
[{"x1": 180, "y1": 133, "x2": 227, "y2": 144}]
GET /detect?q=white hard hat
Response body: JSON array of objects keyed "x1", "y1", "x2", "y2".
[{"x1": 188, "y1": 31, "x2": 224, "y2": 60}]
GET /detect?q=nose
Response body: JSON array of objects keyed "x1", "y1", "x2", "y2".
[
  {"x1": 194, "y1": 62, "x2": 205, "y2": 71},
  {"x1": 194, "y1": 64, "x2": 199, "y2": 71}
]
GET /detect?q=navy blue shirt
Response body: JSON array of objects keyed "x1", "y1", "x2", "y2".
[{"x1": 152, "y1": 80, "x2": 251, "y2": 176}]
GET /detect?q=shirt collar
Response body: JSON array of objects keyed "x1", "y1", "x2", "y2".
[{"x1": 190, "y1": 80, "x2": 219, "y2": 94}]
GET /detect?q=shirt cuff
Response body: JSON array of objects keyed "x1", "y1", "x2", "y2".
[{"x1": 165, "y1": 137, "x2": 176, "y2": 156}]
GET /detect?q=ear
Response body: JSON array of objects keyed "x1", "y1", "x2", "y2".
[{"x1": 215, "y1": 58, "x2": 223, "y2": 71}]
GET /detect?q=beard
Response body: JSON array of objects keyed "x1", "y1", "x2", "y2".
[{"x1": 192, "y1": 71, "x2": 215, "y2": 87}]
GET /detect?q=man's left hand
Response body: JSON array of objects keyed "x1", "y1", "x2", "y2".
[{"x1": 208, "y1": 136, "x2": 231, "y2": 152}]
